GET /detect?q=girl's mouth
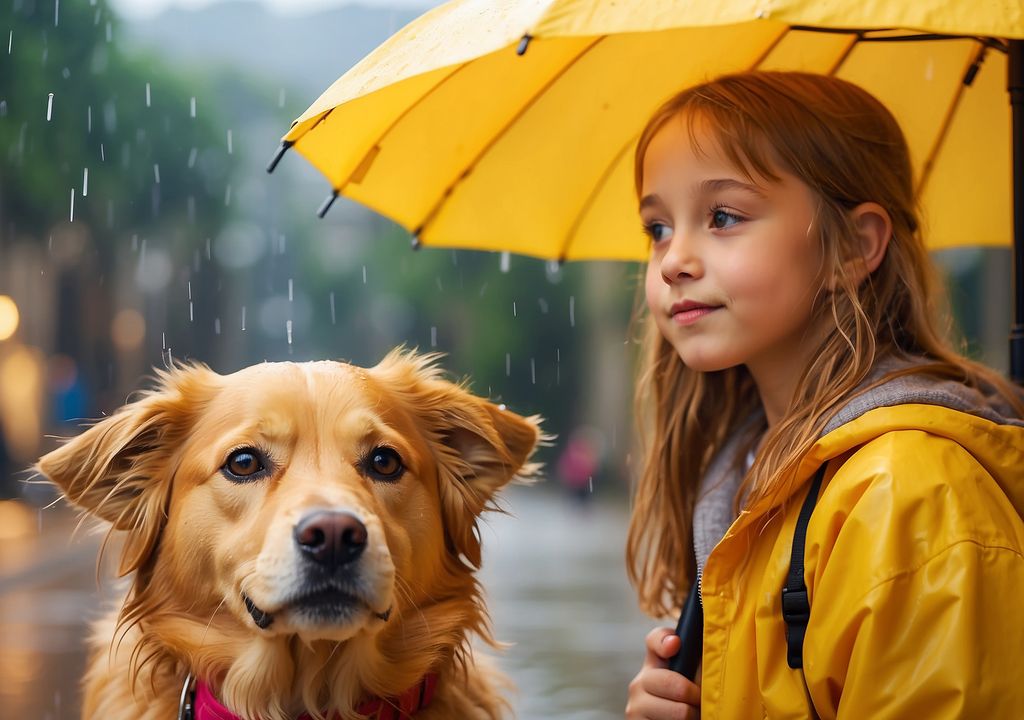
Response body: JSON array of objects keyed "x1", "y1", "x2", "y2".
[{"x1": 670, "y1": 301, "x2": 721, "y2": 326}]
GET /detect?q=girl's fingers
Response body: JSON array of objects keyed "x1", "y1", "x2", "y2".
[
  {"x1": 644, "y1": 626, "x2": 682, "y2": 664},
  {"x1": 626, "y1": 694, "x2": 700, "y2": 720},
  {"x1": 626, "y1": 669, "x2": 700, "y2": 720},
  {"x1": 637, "y1": 668, "x2": 701, "y2": 705}
]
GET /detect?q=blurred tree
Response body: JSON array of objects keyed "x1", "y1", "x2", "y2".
[{"x1": 0, "y1": 0, "x2": 234, "y2": 422}]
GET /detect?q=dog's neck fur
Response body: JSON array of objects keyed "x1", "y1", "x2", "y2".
[{"x1": 115, "y1": 568, "x2": 494, "y2": 719}]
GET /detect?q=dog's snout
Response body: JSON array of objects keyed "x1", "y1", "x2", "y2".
[{"x1": 294, "y1": 511, "x2": 368, "y2": 566}]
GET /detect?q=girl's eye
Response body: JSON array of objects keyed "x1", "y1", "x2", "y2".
[
  {"x1": 223, "y1": 447, "x2": 267, "y2": 482},
  {"x1": 366, "y1": 447, "x2": 405, "y2": 482},
  {"x1": 710, "y1": 207, "x2": 743, "y2": 229},
  {"x1": 642, "y1": 222, "x2": 672, "y2": 244}
]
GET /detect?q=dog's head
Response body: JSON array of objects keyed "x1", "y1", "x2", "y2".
[{"x1": 37, "y1": 350, "x2": 539, "y2": 712}]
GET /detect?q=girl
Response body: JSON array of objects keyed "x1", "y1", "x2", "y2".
[{"x1": 624, "y1": 71, "x2": 1024, "y2": 719}]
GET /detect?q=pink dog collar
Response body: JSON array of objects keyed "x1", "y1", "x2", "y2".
[{"x1": 183, "y1": 673, "x2": 438, "y2": 720}]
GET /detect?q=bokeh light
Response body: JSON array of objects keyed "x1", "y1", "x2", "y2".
[{"x1": 0, "y1": 296, "x2": 20, "y2": 341}]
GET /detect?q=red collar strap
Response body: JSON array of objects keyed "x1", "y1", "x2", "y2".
[{"x1": 190, "y1": 673, "x2": 438, "y2": 720}]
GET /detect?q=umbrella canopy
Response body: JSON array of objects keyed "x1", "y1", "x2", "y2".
[{"x1": 271, "y1": 0, "x2": 1024, "y2": 380}]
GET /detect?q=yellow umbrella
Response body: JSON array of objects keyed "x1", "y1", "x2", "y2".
[{"x1": 268, "y1": 0, "x2": 1024, "y2": 380}]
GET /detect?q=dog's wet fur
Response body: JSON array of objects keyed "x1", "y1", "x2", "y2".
[{"x1": 37, "y1": 351, "x2": 540, "y2": 719}]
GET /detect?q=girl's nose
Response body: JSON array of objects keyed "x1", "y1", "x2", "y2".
[{"x1": 659, "y1": 232, "x2": 702, "y2": 283}]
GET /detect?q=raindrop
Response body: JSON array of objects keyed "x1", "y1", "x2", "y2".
[
  {"x1": 505, "y1": 352, "x2": 511, "y2": 377},
  {"x1": 7, "y1": 31, "x2": 11, "y2": 54},
  {"x1": 0, "y1": 101, "x2": 6, "y2": 117},
  {"x1": 362, "y1": 266, "x2": 367, "y2": 284},
  {"x1": 241, "y1": 305, "x2": 247, "y2": 331},
  {"x1": 206, "y1": 237, "x2": 211, "y2": 260},
  {"x1": 569, "y1": 295, "x2": 575, "y2": 327},
  {"x1": 431, "y1": 327, "x2": 437, "y2": 347},
  {"x1": 162, "y1": 332, "x2": 166, "y2": 350},
  {"x1": 189, "y1": 302, "x2": 193, "y2": 322},
  {"x1": 46, "y1": 92, "x2": 54, "y2": 121},
  {"x1": 82, "y1": 168, "x2": 89, "y2": 196},
  {"x1": 87, "y1": 105, "x2": 92, "y2": 133},
  {"x1": 278, "y1": 88, "x2": 286, "y2": 108},
  {"x1": 589, "y1": 477, "x2": 594, "y2": 493},
  {"x1": 62, "y1": 66, "x2": 69, "y2": 79},
  {"x1": 190, "y1": 96, "x2": 196, "y2": 118},
  {"x1": 145, "y1": 82, "x2": 151, "y2": 107},
  {"x1": 288, "y1": 278, "x2": 293, "y2": 302},
  {"x1": 69, "y1": 188, "x2": 75, "y2": 222},
  {"x1": 153, "y1": 164, "x2": 160, "y2": 184},
  {"x1": 227, "y1": 129, "x2": 233, "y2": 154},
  {"x1": 100, "y1": 143, "x2": 105, "y2": 162},
  {"x1": 286, "y1": 320, "x2": 293, "y2": 345},
  {"x1": 106, "y1": 21, "x2": 112, "y2": 42},
  {"x1": 188, "y1": 147, "x2": 198, "y2": 168},
  {"x1": 538, "y1": 298, "x2": 549, "y2": 314},
  {"x1": 214, "y1": 318, "x2": 221, "y2": 335},
  {"x1": 224, "y1": 184, "x2": 232, "y2": 206},
  {"x1": 512, "y1": 301, "x2": 517, "y2": 317},
  {"x1": 500, "y1": 251, "x2": 510, "y2": 273},
  {"x1": 54, "y1": 0, "x2": 59, "y2": 27},
  {"x1": 530, "y1": 357, "x2": 536, "y2": 385},
  {"x1": 329, "y1": 292, "x2": 336, "y2": 324}
]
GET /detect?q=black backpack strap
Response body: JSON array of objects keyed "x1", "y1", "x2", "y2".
[{"x1": 781, "y1": 464, "x2": 827, "y2": 669}]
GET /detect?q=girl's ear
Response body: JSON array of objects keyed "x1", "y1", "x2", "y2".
[{"x1": 842, "y1": 201, "x2": 892, "y2": 285}]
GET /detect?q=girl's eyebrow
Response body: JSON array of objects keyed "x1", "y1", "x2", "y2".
[
  {"x1": 701, "y1": 178, "x2": 767, "y2": 198},
  {"x1": 639, "y1": 194, "x2": 663, "y2": 212}
]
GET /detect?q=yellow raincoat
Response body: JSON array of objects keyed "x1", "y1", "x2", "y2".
[{"x1": 699, "y1": 386, "x2": 1024, "y2": 717}]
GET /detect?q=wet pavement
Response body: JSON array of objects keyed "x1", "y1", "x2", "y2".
[{"x1": 1, "y1": 487, "x2": 655, "y2": 719}]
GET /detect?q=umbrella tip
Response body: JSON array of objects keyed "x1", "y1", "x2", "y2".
[
  {"x1": 266, "y1": 140, "x2": 294, "y2": 174},
  {"x1": 516, "y1": 34, "x2": 532, "y2": 56},
  {"x1": 411, "y1": 231, "x2": 423, "y2": 251},
  {"x1": 316, "y1": 190, "x2": 339, "y2": 218}
]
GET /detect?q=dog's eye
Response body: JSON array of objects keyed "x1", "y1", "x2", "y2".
[
  {"x1": 223, "y1": 448, "x2": 267, "y2": 481},
  {"x1": 366, "y1": 447, "x2": 404, "y2": 482}
]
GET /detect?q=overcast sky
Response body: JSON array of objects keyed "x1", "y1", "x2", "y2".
[{"x1": 110, "y1": 0, "x2": 442, "y2": 20}]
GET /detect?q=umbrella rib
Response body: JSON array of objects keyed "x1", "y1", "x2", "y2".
[
  {"x1": 915, "y1": 42, "x2": 988, "y2": 201},
  {"x1": 336, "y1": 61, "x2": 474, "y2": 194},
  {"x1": 413, "y1": 34, "x2": 608, "y2": 240},
  {"x1": 558, "y1": 134, "x2": 636, "y2": 262}
]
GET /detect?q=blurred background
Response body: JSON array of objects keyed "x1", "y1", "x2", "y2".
[{"x1": 0, "y1": 0, "x2": 1012, "y2": 718}]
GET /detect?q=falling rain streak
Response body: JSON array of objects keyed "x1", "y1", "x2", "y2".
[
  {"x1": 69, "y1": 189, "x2": 75, "y2": 222},
  {"x1": 190, "y1": 97, "x2": 196, "y2": 118},
  {"x1": 431, "y1": 327, "x2": 437, "y2": 347},
  {"x1": 329, "y1": 292, "x2": 336, "y2": 324},
  {"x1": 46, "y1": 93, "x2": 54, "y2": 121},
  {"x1": 7, "y1": 31, "x2": 11, "y2": 54},
  {"x1": 569, "y1": 296, "x2": 575, "y2": 327},
  {"x1": 500, "y1": 251, "x2": 510, "y2": 273},
  {"x1": 286, "y1": 320, "x2": 293, "y2": 345},
  {"x1": 153, "y1": 164, "x2": 160, "y2": 183},
  {"x1": 54, "y1": 0, "x2": 59, "y2": 26},
  {"x1": 145, "y1": 82, "x2": 151, "y2": 107},
  {"x1": 227, "y1": 129, "x2": 233, "y2": 154},
  {"x1": 82, "y1": 168, "x2": 89, "y2": 197},
  {"x1": 241, "y1": 305, "x2": 247, "y2": 331}
]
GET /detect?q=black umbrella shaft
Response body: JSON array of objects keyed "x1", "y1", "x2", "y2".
[{"x1": 1010, "y1": 39, "x2": 1024, "y2": 386}]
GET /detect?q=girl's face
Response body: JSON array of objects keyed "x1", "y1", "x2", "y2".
[{"x1": 641, "y1": 114, "x2": 825, "y2": 388}]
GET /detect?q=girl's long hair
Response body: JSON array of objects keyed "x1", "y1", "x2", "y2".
[{"x1": 626, "y1": 71, "x2": 1024, "y2": 617}]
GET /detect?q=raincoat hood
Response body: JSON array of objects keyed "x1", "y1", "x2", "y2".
[{"x1": 695, "y1": 362, "x2": 1024, "y2": 718}]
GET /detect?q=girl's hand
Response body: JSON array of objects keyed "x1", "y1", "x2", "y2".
[{"x1": 625, "y1": 627, "x2": 701, "y2": 719}]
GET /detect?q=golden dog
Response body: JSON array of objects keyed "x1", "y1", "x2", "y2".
[{"x1": 37, "y1": 351, "x2": 540, "y2": 720}]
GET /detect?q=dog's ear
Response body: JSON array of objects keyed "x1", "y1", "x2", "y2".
[
  {"x1": 370, "y1": 351, "x2": 542, "y2": 568},
  {"x1": 36, "y1": 364, "x2": 214, "y2": 576}
]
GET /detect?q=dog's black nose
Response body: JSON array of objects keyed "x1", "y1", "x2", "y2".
[{"x1": 293, "y1": 511, "x2": 367, "y2": 566}]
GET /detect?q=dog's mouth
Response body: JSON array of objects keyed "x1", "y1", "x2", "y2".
[{"x1": 242, "y1": 591, "x2": 392, "y2": 630}]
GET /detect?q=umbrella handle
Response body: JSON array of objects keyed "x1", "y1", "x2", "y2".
[{"x1": 667, "y1": 580, "x2": 703, "y2": 679}]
